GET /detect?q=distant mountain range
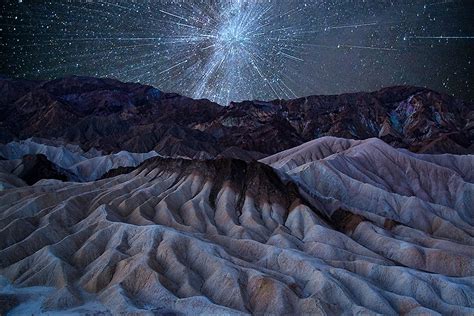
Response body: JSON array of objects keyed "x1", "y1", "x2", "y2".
[{"x1": 1, "y1": 76, "x2": 472, "y2": 160}]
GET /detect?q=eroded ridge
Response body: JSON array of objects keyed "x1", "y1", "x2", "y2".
[{"x1": 1, "y1": 139, "x2": 473, "y2": 314}]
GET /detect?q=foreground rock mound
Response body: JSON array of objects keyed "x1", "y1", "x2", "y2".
[
  {"x1": 0, "y1": 137, "x2": 473, "y2": 314},
  {"x1": 262, "y1": 137, "x2": 474, "y2": 276}
]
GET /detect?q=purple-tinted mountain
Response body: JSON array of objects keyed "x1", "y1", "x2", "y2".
[{"x1": 1, "y1": 76, "x2": 472, "y2": 158}]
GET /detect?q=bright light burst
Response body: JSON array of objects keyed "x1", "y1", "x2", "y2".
[
  {"x1": 155, "y1": 1, "x2": 310, "y2": 105},
  {"x1": 2, "y1": 0, "x2": 473, "y2": 104}
]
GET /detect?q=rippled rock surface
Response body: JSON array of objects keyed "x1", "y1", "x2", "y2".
[{"x1": 0, "y1": 137, "x2": 472, "y2": 315}]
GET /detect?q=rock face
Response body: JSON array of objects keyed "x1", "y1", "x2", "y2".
[
  {"x1": 0, "y1": 151, "x2": 77, "y2": 190},
  {"x1": 1, "y1": 76, "x2": 472, "y2": 158},
  {"x1": 0, "y1": 138, "x2": 159, "y2": 182},
  {"x1": 0, "y1": 137, "x2": 472, "y2": 315},
  {"x1": 15, "y1": 154, "x2": 70, "y2": 185}
]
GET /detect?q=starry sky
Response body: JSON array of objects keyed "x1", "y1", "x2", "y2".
[{"x1": 1, "y1": 0, "x2": 473, "y2": 105}]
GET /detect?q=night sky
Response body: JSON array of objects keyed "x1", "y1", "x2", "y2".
[{"x1": 1, "y1": 0, "x2": 473, "y2": 105}]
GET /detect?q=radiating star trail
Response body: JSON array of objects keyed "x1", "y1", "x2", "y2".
[
  {"x1": 325, "y1": 22, "x2": 378, "y2": 31},
  {"x1": 407, "y1": 36, "x2": 474, "y2": 39},
  {"x1": 1, "y1": 0, "x2": 473, "y2": 104}
]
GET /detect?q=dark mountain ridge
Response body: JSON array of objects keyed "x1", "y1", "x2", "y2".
[{"x1": 1, "y1": 75, "x2": 472, "y2": 158}]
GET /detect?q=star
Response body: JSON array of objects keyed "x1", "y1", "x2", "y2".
[{"x1": 0, "y1": 0, "x2": 473, "y2": 104}]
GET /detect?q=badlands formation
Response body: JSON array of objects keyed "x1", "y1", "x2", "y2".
[
  {"x1": 0, "y1": 138, "x2": 159, "y2": 186},
  {"x1": 0, "y1": 137, "x2": 473, "y2": 315}
]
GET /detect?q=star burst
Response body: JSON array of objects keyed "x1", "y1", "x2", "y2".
[
  {"x1": 156, "y1": 1, "x2": 310, "y2": 105},
  {"x1": 2, "y1": 0, "x2": 473, "y2": 104}
]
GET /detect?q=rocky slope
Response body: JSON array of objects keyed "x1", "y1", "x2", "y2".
[
  {"x1": 0, "y1": 154, "x2": 70, "y2": 189},
  {"x1": 0, "y1": 137, "x2": 472, "y2": 315},
  {"x1": 0, "y1": 138, "x2": 159, "y2": 183},
  {"x1": 1, "y1": 76, "x2": 472, "y2": 158}
]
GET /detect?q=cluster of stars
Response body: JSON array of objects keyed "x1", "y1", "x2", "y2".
[{"x1": 0, "y1": 0, "x2": 473, "y2": 104}]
